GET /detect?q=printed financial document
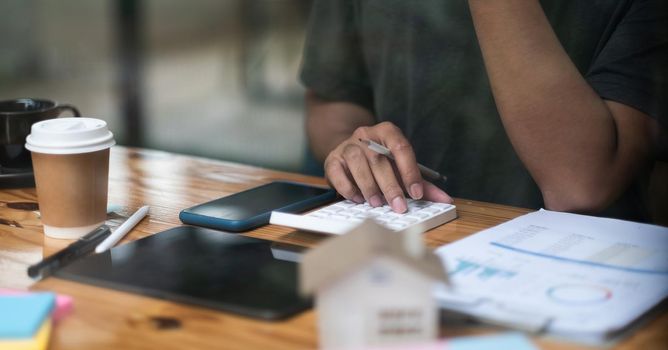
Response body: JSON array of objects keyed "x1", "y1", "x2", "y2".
[{"x1": 434, "y1": 210, "x2": 668, "y2": 343}]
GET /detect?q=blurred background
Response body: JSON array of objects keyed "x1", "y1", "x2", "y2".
[
  {"x1": 0, "y1": 0, "x2": 311, "y2": 172},
  {"x1": 1, "y1": 0, "x2": 665, "y2": 223}
]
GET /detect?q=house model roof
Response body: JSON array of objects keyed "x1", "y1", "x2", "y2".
[{"x1": 301, "y1": 219, "x2": 449, "y2": 294}]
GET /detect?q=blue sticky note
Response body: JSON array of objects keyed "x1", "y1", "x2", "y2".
[
  {"x1": 0, "y1": 293, "x2": 55, "y2": 338},
  {"x1": 448, "y1": 333, "x2": 538, "y2": 350}
]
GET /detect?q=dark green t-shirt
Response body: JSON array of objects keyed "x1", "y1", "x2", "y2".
[{"x1": 300, "y1": 0, "x2": 668, "y2": 221}]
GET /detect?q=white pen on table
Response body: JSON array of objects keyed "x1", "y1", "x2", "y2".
[
  {"x1": 95, "y1": 205, "x2": 150, "y2": 253},
  {"x1": 359, "y1": 139, "x2": 448, "y2": 183}
]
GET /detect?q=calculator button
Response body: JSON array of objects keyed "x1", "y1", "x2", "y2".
[
  {"x1": 371, "y1": 207, "x2": 391, "y2": 214},
  {"x1": 387, "y1": 223, "x2": 406, "y2": 230},
  {"x1": 411, "y1": 200, "x2": 431, "y2": 208},
  {"x1": 385, "y1": 212, "x2": 405, "y2": 219},
  {"x1": 410, "y1": 212, "x2": 430, "y2": 219},
  {"x1": 330, "y1": 214, "x2": 350, "y2": 221},
  {"x1": 320, "y1": 207, "x2": 342, "y2": 215},
  {"x1": 395, "y1": 218, "x2": 417, "y2": 225},
  {"x1": 333, "y1": 201, "x2": 357, "y2": 208}
]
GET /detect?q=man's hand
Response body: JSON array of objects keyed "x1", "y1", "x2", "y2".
[{"x1": 323, "y1": 121, "x2": 452, "y2": 213}]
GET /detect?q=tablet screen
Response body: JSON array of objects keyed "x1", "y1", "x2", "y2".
[{"x1": 55, "y1": 226, "x2": 310, "y2": 320}]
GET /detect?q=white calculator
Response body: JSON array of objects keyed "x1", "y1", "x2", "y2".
[{"x1": 270, "y1": 199, "x2": 457, "y2": 235}]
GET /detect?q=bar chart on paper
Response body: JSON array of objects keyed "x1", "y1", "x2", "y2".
[
  {"x1": 450, "y1": 259, "x2": 518, "y2": 281},
  {"x1": 434, "y1": 210, "x2": 668, "y2": 342}
]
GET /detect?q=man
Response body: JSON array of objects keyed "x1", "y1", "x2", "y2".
[{"x1": 300, "y1": 0, "x2": 667, "y2": 221}]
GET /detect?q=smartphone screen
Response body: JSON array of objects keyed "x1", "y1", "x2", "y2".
[{"x1": 180, "y1": 181, "x2": 336, "y2": 231}]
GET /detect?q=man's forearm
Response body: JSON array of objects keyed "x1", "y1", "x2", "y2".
[
  {"x1": 468, "y1": 0, "x2": 654, "y2": 212},
  {"x1": 305, "y1": 90, "x2": 376, "y2": 162}
]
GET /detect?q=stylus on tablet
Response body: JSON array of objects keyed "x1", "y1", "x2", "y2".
[{"x1": 95, "y1": 205, "x2": 150, "y2": 253}]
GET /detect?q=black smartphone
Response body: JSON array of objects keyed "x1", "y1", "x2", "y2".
[{"x1": 179, "y1": 181, "x2": 337, "y2": 232}]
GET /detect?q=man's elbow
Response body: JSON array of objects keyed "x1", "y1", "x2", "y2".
[{"x1": 542, "y1": 185, "x2": 615, "y2": 214}]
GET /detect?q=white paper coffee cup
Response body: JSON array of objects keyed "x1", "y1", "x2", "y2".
[{"x1": 26, "y1": 118, "x2": 115, "y2": 239}]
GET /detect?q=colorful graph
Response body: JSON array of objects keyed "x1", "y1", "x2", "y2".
[{"x1": 546, "y1": 284, "x2": 612, "y2": 305}]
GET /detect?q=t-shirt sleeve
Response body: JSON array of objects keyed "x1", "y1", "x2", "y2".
[
  {"x1": 586, "y1": 0, "x2": 668, "y2": 127},
  {"x1": 299, "y1": 0, "x2": 374, "y2": 112}
]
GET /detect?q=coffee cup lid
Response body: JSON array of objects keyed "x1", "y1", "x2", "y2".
[{"x1": 25, "y1": 118, "x2": 115, "y2": 154}]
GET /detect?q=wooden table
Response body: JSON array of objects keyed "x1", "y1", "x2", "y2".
[{"x1": 1, "y1": 147, "x2": 666, "y2": 349}]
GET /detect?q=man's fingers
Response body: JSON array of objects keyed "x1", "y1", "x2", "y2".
[
  {"x1": 422, "y1": 181, "x2": 454, "y2": 203},
  {"x1": 367, "y1": 122, "x2": 424, "y2": 200},
  {"x1": 342, "y1": 143, "x2": 383, "y2": 207},
  {"x1": 331, "y1": 122, "x2": 431, "y2": 212},
  {"x1": 367, "y1": 152, "x2": 407, "y2": 213},
  {"x1": 324, "y1": 157, "x2": 364, "y2": 203}
]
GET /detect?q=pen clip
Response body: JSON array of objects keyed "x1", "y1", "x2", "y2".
[{"x1": 80, "y1": 225, "x2": 112, "y2": 242}]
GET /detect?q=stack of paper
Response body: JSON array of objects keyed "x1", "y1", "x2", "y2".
[{"x1": 434, "y1": 209, "x2": 668, "y2": 344}]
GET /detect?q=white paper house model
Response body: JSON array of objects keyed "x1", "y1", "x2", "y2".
[{"x1": 301, "y1": 220, "x2": 448, "y2": 349}]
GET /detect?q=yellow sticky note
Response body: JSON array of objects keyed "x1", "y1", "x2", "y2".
[{"x1": 0, "y1": 318, "x2": 51, "y2": 350}]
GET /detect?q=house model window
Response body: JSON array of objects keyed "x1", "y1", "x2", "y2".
[{"x1": 300, "y1": 220, "x2": 449, "y2": 349}]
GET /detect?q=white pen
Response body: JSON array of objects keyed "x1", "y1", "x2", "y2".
[
  {"x1": 95, "y1": 205, "x2": 150, "y2": 253},
  {"x1": 360, "y1": 139, "x2": 448, "y2": 183}
]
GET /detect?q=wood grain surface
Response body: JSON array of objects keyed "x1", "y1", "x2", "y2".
[{"x1": 0, "y1": 147, "x2": 666, "y2": 350}]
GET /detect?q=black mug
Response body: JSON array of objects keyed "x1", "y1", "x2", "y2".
[{"x1": 0, "y1": 98, "x2": 80, "y2": 171}]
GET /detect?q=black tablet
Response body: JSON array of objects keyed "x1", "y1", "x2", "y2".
[{"x1": 55, "y1": 226, "x2": 310, "y2": 320}]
